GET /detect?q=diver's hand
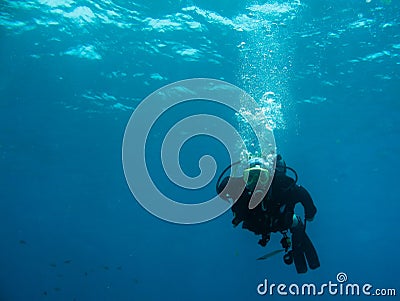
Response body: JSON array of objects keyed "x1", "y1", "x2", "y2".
[
  {"x1": 258, "y1": 238, "x2": 268, "y2": 247},
  {"x1": 232, "y1": 215, "x2": 242, "y2": 228},
  {"x1": 258, "y1": 234, "x2": 270, "y2": 247},
  {"x1": 305, "y1": 212, "x2": 315, "y2": 222}
]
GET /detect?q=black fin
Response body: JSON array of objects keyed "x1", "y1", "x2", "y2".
[
  {"x1": 291, "y1": 229, "x2": 308, "y2": 273},
  {"x1": 291, "y1": 220, "x2": 320, "y2": 273},
  {"x1": 292, "y1": 244, "x2": 308, "y2": 273},
  {"x1": 302, "y1": 232, "x2": 320, "y2": 270}
]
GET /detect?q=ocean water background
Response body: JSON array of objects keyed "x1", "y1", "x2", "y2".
[{"x1": 1, "y1": 0, "x2": 399, "y2": 300}]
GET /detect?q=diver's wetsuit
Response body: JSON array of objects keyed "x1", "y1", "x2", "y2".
[{"x1": 217, "y1": 174, "x2": 320, "y2": 273}]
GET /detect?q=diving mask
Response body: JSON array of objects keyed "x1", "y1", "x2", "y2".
[{"x1": 243, "y1": 158, "x2": 270, "y2": 191}]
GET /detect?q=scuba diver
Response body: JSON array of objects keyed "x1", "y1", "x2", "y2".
[{"x1": 216, "y1": 154, "x2": 320, "y2": 274}]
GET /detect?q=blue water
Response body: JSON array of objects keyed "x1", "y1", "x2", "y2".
[{"x1": 1, "y1": 0, "x2": 399, "y2": 300}]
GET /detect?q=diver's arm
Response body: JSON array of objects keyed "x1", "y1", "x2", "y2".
[{"x1": 294, "y1": 185, "x2": 317, "y2": 221}]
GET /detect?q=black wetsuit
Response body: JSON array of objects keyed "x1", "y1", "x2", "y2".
[
  {"x1": 217, "y1": 174, "x2": 316, "y2": 232},
  {"x1": 217, "y1": 174, "x2": 320, "y2": 273}
]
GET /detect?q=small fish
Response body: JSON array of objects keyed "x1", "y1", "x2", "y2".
[
  {"x1": 64, "y1": 260, "x2": 72, "y2": 264},
  {"x1": 43, "y1": 291, "x2": 48, "y2": 296},
  {"x1": 49, "y1": 263, "x2": 57, "y2": 268},
  {"x1": 116, "y1": 266, "x2": 122, "y2": 271},
  {"x1": 103, "y1": 266, "x2": 109, "y2": 270},
  {"x1": 257, "y1": 249, "x2": 284, "y2": 260},
  {"x1": 84, "y1": 272, "x2": 88, "y2": 277},
  {"x1": 19, "y1": 240, "x2": 27, "y2": 245},
  {"x1": 53, "y1": 287, "x2": 61, "y2": 292}
]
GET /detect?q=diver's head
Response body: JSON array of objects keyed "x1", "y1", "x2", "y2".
[{"x1": 243, "y1": 157, "x2": 270, "y2": 191}]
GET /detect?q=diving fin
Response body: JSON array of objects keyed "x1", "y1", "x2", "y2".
[
  {"x1": 302, "y1": 232, "x2": 320, "y2": 270},
  {"x1": 291, "y1": 222, "x2": 320, "y2": 273},
  {"x1": 292, "y1": 246, "x2": 308, "y2": 273}
]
